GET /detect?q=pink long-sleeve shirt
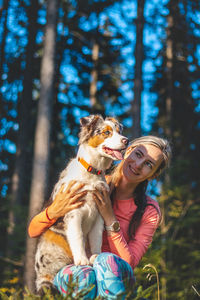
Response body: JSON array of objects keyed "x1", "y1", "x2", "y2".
[
  {"x1": 28, "y1": 196, "x2": 161, "y2": 270},
  {"x1": 102, "y1": 196, "x2": 161, "y2": 269}
]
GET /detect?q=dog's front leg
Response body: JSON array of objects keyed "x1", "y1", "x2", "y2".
[
  {"x1": 88, "y1": 213, "x2": 104, "y2": 265},
  {"x1": 65, "y1": 213, "x2": 89, "y2": 266}
]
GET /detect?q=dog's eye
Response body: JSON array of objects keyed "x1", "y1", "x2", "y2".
[{"x1": 104, "y1": 131, "x2": 110, "y2": 135}]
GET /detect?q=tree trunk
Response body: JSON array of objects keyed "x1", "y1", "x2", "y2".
[
  {"x1": 160, "y1": 15, "x2": 174, "y2": 300},
  {"x1": 165, "y1": 15, "x2": 173, "y2": 138},
  {"x1": 7, "y1": 0, "x2": 39, "y2": 256},
  {"x1": 48, "y1": 35, "x2": 65, "y2": 194},
  {"x1": 132, "y1": 0, "x2": 145, "y2": 138},
  {"x1": 0, "y1": 0, "x2": 9, "y2": 88},
  {"x1": 23, "y1": 0, "x2": 58, "y2": 292},
  {"x1": 160, "y1": 197, "x2": 167, "y2": 300},
  {"x1": 90, "y1": 42, "x2": 99, "y2": 108}
]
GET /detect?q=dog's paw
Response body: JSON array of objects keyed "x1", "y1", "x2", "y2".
[
  {"x1": 74, "y1": 256, "x2": 90, "y2": 266},
  {"x1": 94, "y1": 182, "x2": 109, "y2": 192},
  {"x1": 89, "y1": 254, "x2": 98, "y2": 265}
]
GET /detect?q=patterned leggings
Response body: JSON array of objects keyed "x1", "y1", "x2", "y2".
[{"x1": 53, "y1": 252, "x2": 135, "y2": 299}]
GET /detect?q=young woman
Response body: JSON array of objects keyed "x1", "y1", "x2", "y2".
[{"x1": 28, "y1": 135, "x2": 171, "y2": 299}]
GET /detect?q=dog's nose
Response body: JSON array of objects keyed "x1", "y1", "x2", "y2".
[{"x1": 122, "y1": 137, "x2": 129, "y2": 146}]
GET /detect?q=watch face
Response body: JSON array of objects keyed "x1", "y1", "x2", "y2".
[{"x1": 113, "y1": 221, "x2": 120, "y2": 231}]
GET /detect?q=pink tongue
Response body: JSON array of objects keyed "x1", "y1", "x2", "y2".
[{"x1": 113, "y1": 150, "x2": 123, "y2": 160}]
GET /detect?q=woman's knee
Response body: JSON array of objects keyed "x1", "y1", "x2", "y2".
[
  {"x1": 54, "y1": 264, "x2": 96, "y2": 285},
  {"x1": 93, "y1": 253, "x2": 135, "y2": 299},
  {"x1": 94, "y1": 252, "x2": 135, "y2": 286},
  {"x1": 53, "y1": 264, "x2": 97, "y2": 298}
]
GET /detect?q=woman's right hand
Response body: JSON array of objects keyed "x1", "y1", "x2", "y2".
[{"x1": 47, "y1": 180, "x2": 87, "y2": 220}]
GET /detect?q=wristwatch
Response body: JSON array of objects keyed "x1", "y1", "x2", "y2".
[{"x1": 105, "y1": 221, "x2": 120, "y2": 232}]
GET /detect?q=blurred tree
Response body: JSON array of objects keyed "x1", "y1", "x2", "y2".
[
  {"x1": 0, "y1": 0, "x2": 11, "y2": 258},
  {"x1": 24, "y1": 0, "x2": 59, "y2": 292},
  {"x1": 132, "y1": 0, "x2": 145, "y2": 138},
  {"x1": 47, "y1": 37, "x2": 66, "y2": 194},
  {"x1": 0, "y1": 0, "x2": 9, "y2": 87},
  {"x1": 60, "y1": 0, "x2": 128, "y2": 119},
  {"x1": 0, "y1": 0, "x2": 30, "y2": 265},
  {"x1": 90, "y1": 41, "x2": 99, "y2": 108},
  {"x1": 7, "y1": 0, "x2": 39, "y2": 259}
]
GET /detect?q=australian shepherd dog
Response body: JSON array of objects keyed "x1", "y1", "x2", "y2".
[{"x1": 35, "y1": 114, "x2": 128, "y2": 294}]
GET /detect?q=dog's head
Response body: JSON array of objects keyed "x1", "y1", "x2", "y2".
[{"x1": 78, "y1": 115, "x2": 129, "y2": 160}]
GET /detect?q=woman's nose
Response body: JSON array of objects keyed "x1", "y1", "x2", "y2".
[{"x1": 135, "y1": 160, "x2": 143, "y2": 170}]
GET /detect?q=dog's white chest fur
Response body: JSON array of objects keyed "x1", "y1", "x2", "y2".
[{"x1": 52, "y1": 157, "x2": 108, "y2": 266}]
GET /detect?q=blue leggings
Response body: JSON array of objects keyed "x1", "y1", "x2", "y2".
[{"x1": 53, "y1": 252, "x2": 135, "y2": 299}]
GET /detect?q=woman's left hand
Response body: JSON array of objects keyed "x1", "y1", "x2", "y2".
[{"x1": 92, "y1": 188, "x2": 117, "y2": 226}]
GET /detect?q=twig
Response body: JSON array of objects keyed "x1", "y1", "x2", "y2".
[
  {"x1": 0, "y1": 256, "x2": 23, "y2": 267},
  {"x1": 143, "y1": 264, "x2": 160, "y2": 300},
  {"x1": 192, "y1": 285, "x2": 200, "y2": 297}
]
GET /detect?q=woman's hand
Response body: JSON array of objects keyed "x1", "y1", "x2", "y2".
[
  {"x1": 47, "y1": 180, "x2": 87, "y2": 219},
  {"x1": 92, "y1": 188, "x2": 117, "y2": 226}
]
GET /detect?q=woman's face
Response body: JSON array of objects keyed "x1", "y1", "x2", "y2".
[{"x1": 122, "y1": 144, "x2": 163, "y2": 184}]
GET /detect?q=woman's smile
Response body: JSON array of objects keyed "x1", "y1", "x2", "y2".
[{"x1": 128, "y1": 164, "x2": 140, "y2": 175}]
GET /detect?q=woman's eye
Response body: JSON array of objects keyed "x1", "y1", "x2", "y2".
[{"x1": 146, "y1": 161, "x2": 152, "y2": 169}]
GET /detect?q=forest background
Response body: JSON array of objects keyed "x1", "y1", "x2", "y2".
[{"x1": 0, "y1": 0, "x2": 200, "y2": 299}]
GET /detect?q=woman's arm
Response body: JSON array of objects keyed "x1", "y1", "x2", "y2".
[
  {"x1": 106, "y1": 206, "x2": 160, "y2": 268},
  {"x1": 93, "y1": 189, "x2": 160, "y2": 269},
  {"x1": 28, "y1": 181, "x2": 87, "y2": 238}
]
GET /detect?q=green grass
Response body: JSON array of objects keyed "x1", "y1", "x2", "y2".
[{"x1": 0, "y1": 264, "x2": 159, "y2": 299}]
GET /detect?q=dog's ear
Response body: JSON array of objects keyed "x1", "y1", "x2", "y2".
[
  {"x1": 79, "y1": 114, "x2": 104, "y2": 144},
  {"x1": 80, "y1": 115, "x2": 103, "y2": 128},
  {"x1": 80, "y1": 115, "x2": 94, "y2": 127}
]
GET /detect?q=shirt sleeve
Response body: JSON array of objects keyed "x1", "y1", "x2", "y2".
[
  {"x1": 28, "y1": 208, "x2": 57, "y2": 238},
  {"x1": 106, "y1": 205, "x2": 160, "y2": 269}
]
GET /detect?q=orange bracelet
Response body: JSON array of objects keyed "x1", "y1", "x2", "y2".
[{"x1": 45, "y1": 207, "x2": 52, "y2": 221}]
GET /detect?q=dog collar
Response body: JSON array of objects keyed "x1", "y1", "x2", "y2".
[{"x1": 78, "y1": 157, "x2": 102, "y2": 175}]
